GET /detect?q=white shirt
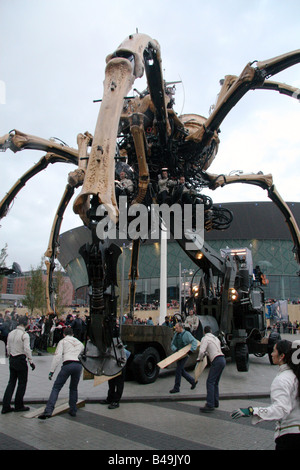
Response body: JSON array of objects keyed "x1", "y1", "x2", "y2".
[
  {"x1": 252, "y1": 364, "x2": 300, "y2": 439},
  {"x1": 184, "y1": 314, "x2": 199, "y2": 332},
  {"x1": 50, "y1": 335, "x2": 84, "y2": 373},
  {"x1": 197, "y1": 332, "x2": 224, "y2": 362},
  {"x1": 118, "y1": 178, "x2": 134, "y2": 193},
  {"x1": 7, "y1": 325, "x2": 33, "y2": 364}
]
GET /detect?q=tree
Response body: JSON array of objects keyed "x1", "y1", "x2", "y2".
[
  {"x1": 0, "y1": 244, "x2": 8, "y2": 268},
  {"x1": 52, "y1": 265, "x2": 68, "y2": 314},
  {"x1": 23, "y1": 260, "x2": 47, "y2": 315}
]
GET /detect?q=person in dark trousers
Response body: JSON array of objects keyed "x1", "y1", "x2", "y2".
[
  {"x1": 0, "y1": 314, "x2": 11, "y2": 356},
  {"x1": 100, "y1": 349, "x2": 131, "y2": 409},
  {"x1": 38, "y1": 327, "x2": 84, "y2": 419},
  {"x1": 197, "y1": 325, "x2": 226, "y2": 412},
  {"x1": 71, "y1": 313, "x2": 83, "y2": 340},
  {"x1": 231, "y1": 339, "x2": 300, "y2": 450},
  {"x1": 1, "y1": 316, "x2": 35, "y2": 414},
  {"x1": 169, "y1": 322, "x2": 198, "y2": 393}
]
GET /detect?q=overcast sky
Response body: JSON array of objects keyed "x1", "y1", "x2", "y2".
[{"x1": 0, "y1": 0, "x2": 299, "y2": 271}]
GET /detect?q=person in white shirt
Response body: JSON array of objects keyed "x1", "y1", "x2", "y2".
[
  {"x1": 157, "y1": 169, "x2": 176, "y2": 203},
  {"x1": 117, "y1": 171, "x2": 134, "y2": 194},
  {"x1": 197, "y1": 325, "x2": 226, "y2": 412},
  {"x1": 231, "y1": 339, "x2": 300, "y2": 450},
  {"x1": 184, "y1": 309, "x2": 199, "y2": 336},
  {"x1": 38, "y1": 327, "x2": 84, "y2": 419},
  {"x1": 1, "y1": 316, "x2": 35, "y2": 414}
]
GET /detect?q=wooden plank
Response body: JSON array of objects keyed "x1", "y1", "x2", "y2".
[
  {"x1": 23, "y1": 399, "x2": 85, "y2": 418},
  {"x1": 194, "y1": 356, "x2": 207, "y2": 381},
  {"x1": 94, "y1": 372, "x2": 121, "y2": 387},
  {"x1": 83, "y1": 369, "x2": 94, "y2": 380},
  {"x1": 158, "y1": 340, "x2": 200, "y2": 369}
]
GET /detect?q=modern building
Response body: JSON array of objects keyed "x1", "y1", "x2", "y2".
[{"x1": 57, "y1": 201, "x2": 300, "y2": 305}]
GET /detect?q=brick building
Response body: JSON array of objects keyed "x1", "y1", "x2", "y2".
[{"x1": 0, "y1": 270, "x2": 75, "y2": 307}]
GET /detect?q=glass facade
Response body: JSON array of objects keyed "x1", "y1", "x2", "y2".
[{"x1": 120, "y1": 238, "x2": 300, "y2": 303}]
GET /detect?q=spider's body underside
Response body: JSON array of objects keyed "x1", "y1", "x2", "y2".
[{"x1": 1, "y1": 34, "x2": 300, "y2": 376}]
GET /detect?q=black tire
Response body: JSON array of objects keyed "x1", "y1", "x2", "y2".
[
  {"x1": 235, "y1": 343, "x2": 249, "y2": 372},
  {"x1": 132, "y1": 347, "x2": 160, "y2": 384},
  {"x1": 124, "y1": 356, "x2": 135, "y2": 381}
]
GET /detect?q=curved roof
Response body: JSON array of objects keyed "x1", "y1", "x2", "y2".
[
  {"x1": 59, "y1": 201, "x2": 300, "y2": 262},
  {"x1": 58, "y1": 201, "x2": 300, "y2": 287},
  {"x1": 205, "y1": 201, "x2": 300, "y2": 241}
]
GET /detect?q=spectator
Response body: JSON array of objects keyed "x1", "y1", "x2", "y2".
[
  {"x1": 52, "y1": 318, "x2": 66, "y2": 347},
  {"x1": 71, "y1": 313, "x2": 83, "y2": 340},
  {"x1": 157, "y1": 169, "x2": 176, "y2": 203},
  {"x1": 184, "y1": 309, "x2": 199, "y2": 336},
  {"x1": 0, "y1": 315, "x2": 11, "y2": 355},
  {"x1": 116, "y1": 171, "x2": 134, "y2": 198},
  {"x1": 162, "y1": 316, "x2": 172, "y2": 328}
]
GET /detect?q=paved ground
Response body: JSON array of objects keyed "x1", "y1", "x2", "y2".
[{"x1": 0, "y1": 333, "x2": 296, "y2": 452}]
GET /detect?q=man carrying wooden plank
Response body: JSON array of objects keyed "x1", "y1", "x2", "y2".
[
  {"x1": 38, "y1": 327, "x2": 84, "y2": 419},
  {"x1": 197, "y1": 325, "x2": 226, "y2": 413},
  {"x1": 169, "y1": 322, "x2": 198, "y2": 393}
]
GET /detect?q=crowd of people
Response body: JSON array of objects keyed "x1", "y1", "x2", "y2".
[
  {"x1": 273, "y1": 320, "x2": 300, "y2": 334},
  {"x1": 0, "y1": 309, "x2": 88, "y2": 356},
  {"x1": 0, "y1": 305, "x2": 187, "y2": 355},
  {"x1": 114, "y1": 165, "x2": 199, "y2": 207}
]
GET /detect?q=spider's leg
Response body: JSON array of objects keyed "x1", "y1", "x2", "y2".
[
  {"x1": 207, "y1": 171, "x2": 300, "y2": 264},
  {"x1": 73, "y1": 33, "x2": 161, "y2": 226},
  {"x1": 0, "y1": 129, "x2": 78, "y2": 162},
  {"x1": 143, "y1": 42, "x2": 171, "y2": 149},
  {"x1": 255, "y1": 49, "x2": 300, "y2": 78},
  {"x1": 0, "y1": 152, "x2": 77, "y2": 220},
  {"x1": 203, "y1": 49, "x2": 300, "y2": 138},
  {"x1": 254, "y1": 79, "x2": 300, "y2": 101},
  {"x1": 45, "y1": 182, "x2": 77, "y2": 313},
  {"x1": 78, "y1": 224, "x2": 126, "y2": 377},
  {"x1": 129, "y1": 113, "x2": 150, "y2": 205}
]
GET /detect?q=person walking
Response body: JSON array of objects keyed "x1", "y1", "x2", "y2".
[
  {"x1": 169, "y1": 322, "x2": 198, "y2": 393},
  {"x1": 38, "y1": 327, "x2": 84, "y2": 419},
  {"x1": 1, "y1": 316, "x2": 35, "y2": 414},
  {"x1": 197, "y1": 325, "x2": 226, "y2": 412},
  {"x1": 231, "y1": 339, "x2": 300, "y2": 450}
]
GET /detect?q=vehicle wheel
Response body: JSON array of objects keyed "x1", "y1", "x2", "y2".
[
  {"x1": 235, "y1": 343, "x2": 249, "y2": 372},
  {"x1": 124, "y1": 356, "x2": 135, "y2": 381},
  {"x1": 132, "y1": 347, "x2": 160, "y2": 384}
]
